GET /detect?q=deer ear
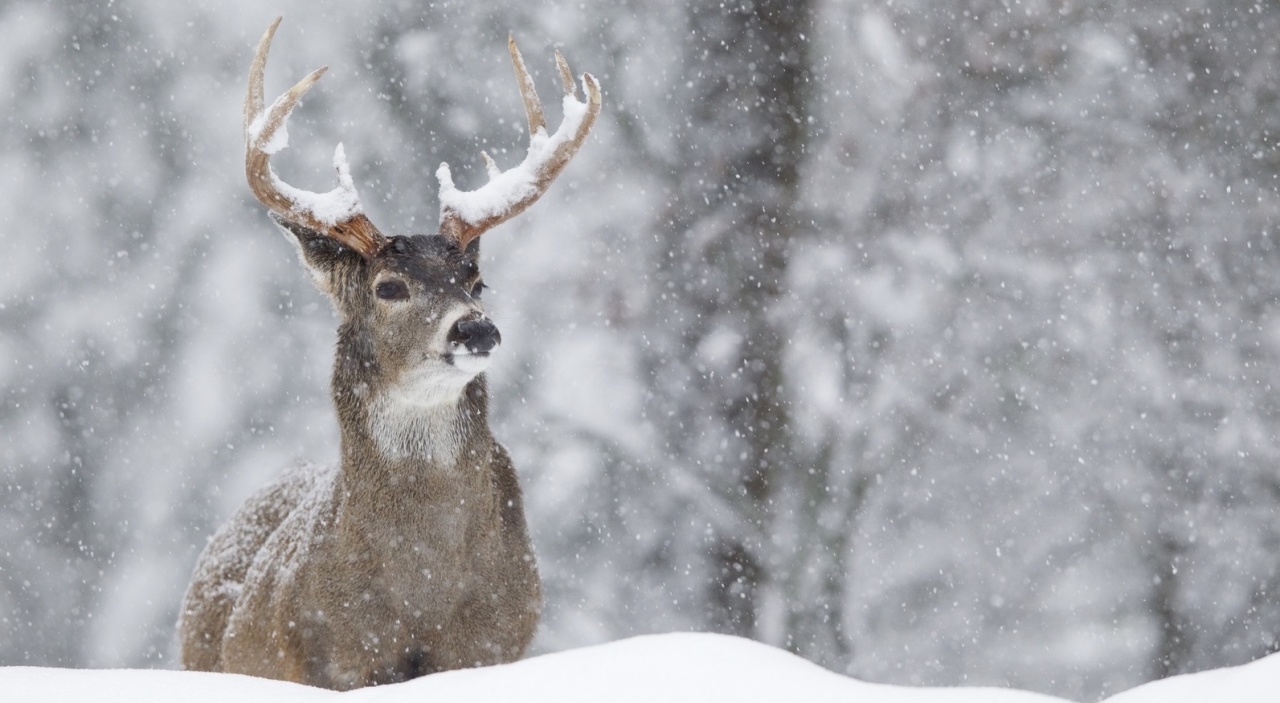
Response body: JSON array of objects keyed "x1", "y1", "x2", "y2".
[{"x1": 269, "y1": 213, "x2": 363, "y2": 297}]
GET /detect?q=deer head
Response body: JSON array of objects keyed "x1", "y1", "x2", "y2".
[{"x1": 244, "y1": 17, "x2": 600, "y2": 408}]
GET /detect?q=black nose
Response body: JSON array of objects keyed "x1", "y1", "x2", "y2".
[{"x1": 449, "y1": 317, "x2": 501, "y2": 354}]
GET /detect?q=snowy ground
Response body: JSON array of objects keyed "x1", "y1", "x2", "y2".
[{"x1": 3, "y1": 632, "x2": 1275, "y2": 702}]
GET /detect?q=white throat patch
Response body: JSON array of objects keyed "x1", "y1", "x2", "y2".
[{"x1": 368, "y1": 383, "x2": 469, "y2": 465}]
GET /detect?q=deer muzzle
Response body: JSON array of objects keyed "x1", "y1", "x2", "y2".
[{"x1": 448, "y1": 316, "x2": 502, "y2": 356}]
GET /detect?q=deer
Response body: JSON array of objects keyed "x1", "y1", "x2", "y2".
[{"x1": 177, "y1": 17, "x2": 600, "y2": 690}]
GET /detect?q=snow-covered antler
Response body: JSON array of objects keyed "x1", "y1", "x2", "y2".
[
  {"x1": 244, "y1": 17, "x2": 387, "y2": 259},
  {"x1": 436, "y1": 36, "x2": 602, "y2": 251}
]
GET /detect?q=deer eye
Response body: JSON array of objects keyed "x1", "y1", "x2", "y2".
[
  {"x1": 469, "y1": 280, "x2": 486, "y2": 300},
  {"x1": 375, "y1": 280, "x2": 409, "y2": 301}
]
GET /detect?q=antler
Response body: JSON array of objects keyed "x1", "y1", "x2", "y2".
[
  {"x1": 436, "y1": 36, "x2": 602, "y2": 251},
  {"x1": 244, "y1": 17, "x2": 386, "y2": 259}
]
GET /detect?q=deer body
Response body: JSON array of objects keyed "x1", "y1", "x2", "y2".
[{"x1": 178, "y1": 18, "x2": 599, "y2": 690}]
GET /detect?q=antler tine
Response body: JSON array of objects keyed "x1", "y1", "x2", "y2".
[
  {"x1": 244, "y1": 17, "x2": 386, "y2": 259},
  {"x1": 244, "y1": 16, "x2": 280, "y2": 134},
  {"x1": 437, "y1": 38, "x2": 602, "y2": 251},
  {"x1": 554, "y1": 50, "x2": 575, "y2": 97},
  {"x1": 508, "y1": 35, "x2": 546, "y2": 136}
]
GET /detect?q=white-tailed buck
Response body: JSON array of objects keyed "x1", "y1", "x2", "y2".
[{"x1": 178, "y1": 17, "x2": 599, "y2": 689}]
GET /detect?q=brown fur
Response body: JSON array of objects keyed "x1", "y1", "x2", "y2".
[{"x1": 178, "y1": 224, "x2": 540, "y2": 689}]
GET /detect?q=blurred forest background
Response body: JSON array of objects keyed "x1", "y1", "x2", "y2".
[{"x1": 2, "y1": 0, "x2": 1279, "y2": 700}]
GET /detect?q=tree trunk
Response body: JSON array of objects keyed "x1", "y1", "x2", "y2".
[{"x1": 653, "y1": 0, "x2": 815, "y2": 638}]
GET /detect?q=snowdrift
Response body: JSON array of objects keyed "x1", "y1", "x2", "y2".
[{"x1": 3, "y1": 632, "x2": 1275, "y2": 702}]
